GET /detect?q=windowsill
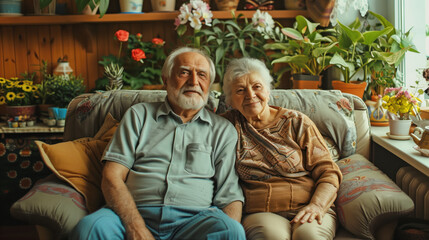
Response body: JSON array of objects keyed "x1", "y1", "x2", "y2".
[{"x1": 371, "y1": 126, "x2": 429, "y2": 177}]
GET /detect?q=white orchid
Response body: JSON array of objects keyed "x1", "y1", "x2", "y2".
[
  {"x1": 175, "y1": 0, "x2": 212, "y2": 30},
  {"x1": 252, "y1": 10, "x2": 275, "y2": 34}
]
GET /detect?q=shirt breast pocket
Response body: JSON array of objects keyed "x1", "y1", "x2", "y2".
[{"x1": 185, "y1": 143, "x2": 214, "y2": 176}]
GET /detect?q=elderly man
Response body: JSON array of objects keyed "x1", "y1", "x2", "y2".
[{"x1": 71, "y1": 47, "x2": 245, "y2": 240}]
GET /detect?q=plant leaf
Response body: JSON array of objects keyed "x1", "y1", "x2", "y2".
[
  {"x1": 281, "y1": 28, "x2": 303, "y2": 40},
  {"x1": 362, "y1": 27, "x2": 393, "y2": 45}
]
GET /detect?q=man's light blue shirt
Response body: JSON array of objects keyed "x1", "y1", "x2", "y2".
[{"x1": 103, "y1": 100, "x2": 244, "y2": 209}]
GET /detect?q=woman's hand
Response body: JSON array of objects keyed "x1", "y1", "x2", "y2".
[{"x1": 291, "y1": 203, "x2": 325, "y2": 225}]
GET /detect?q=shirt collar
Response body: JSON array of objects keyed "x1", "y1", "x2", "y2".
[{"x1": 155, "y1": 98, "x2": 213, "y2": 126}]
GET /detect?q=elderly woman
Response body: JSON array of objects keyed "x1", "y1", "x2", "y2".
[{"x1": 221, "y1": 58, "x2": 342, "y2": 240}]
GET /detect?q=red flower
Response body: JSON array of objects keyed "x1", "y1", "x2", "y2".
[
  {"x1": 132, "y1": 49, "x2": 147, "y2": 62},
  {"x1": 152, "y1": 38, "x2": 165, "y2": 46},
  {"x1": 136, "y1": 33, "x2": 142, "y2": 40},
  {"x1": 115, "y1": 30, "x2": 129, "y2": 42}
]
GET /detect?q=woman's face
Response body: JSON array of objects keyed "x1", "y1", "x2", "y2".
[{"x1": 230, "y1": 72, "x2": 270, "y2": 117}]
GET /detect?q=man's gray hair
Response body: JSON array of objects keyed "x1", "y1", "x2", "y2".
[
  {"x1": 222, "y1": 58, "x2": 273, "y2": 105},
  {"x1": 161, "y1": 47, "x2": 216, "y2": 84}
]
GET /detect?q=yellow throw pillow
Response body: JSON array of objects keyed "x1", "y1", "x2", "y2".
[{"x1": 35, "y1": 113, "x2": 119, "y2": 213}]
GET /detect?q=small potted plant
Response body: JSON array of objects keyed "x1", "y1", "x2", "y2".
[
  {"x1": 382, "y1": 87, "x2": 420, "y2": 137},
  {"x1": 0, "y1": 76, "x2": 38, "y2": 119}
]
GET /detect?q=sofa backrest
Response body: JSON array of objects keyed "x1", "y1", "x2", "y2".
[{"x1": 64, "y1": 89, "x2": 371, "y2": 159}]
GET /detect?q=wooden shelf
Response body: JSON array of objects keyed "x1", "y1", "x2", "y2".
[{"x1": 0, "y1": 10, "x2": 308, "y2": 25}]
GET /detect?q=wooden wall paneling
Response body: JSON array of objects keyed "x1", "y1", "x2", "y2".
[
  {"x1": 73, "y1": 24, "x2": 89, "y2": 87},
  {"x1": 49, "y1": 25, "x2": 65, "y2": 75},
  {"x1": 61, "y1": 25, "x2": 76, "y2": 76},
  {"x1": 1, "y1": 27, "x2": 17, "y2": 78},
  {"x1": 96, "y1": 24, "x2": 110, "y2": 80},
  {"x1": 84, "y1": 24, "x2": 99, "y2": 91},
  {"x1": 162, "y1": 20, "x2": 177, "y2": 52},
  {"x1": 14, "y1": 26, "x2": 30, "y2": 79},
  {"x1": 24, "y1": 26, "x2": 40, "y2": 79},
  {"x1": 37, "y1": 26, "x2": 53, "y2": 82},
  {"x1": 0, "y1": 27, "x2": 4, "y2": 76}
]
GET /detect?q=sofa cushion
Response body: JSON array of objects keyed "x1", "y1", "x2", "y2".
[
  {"x1": 35, "y1": 113, "x2": 119, "y2": 212},
  {"x1": 10, "y1": 174, "x2": 88, "y2": 239},
  {"x1": 335, "y1": 154, "x2": 414, "y2": 240}
]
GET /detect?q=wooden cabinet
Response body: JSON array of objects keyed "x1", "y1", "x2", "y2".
[{"x1": 0, "y1": 10, "x2": 307, "y2": 90}]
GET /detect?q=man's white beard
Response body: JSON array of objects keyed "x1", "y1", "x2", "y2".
[{"x1": 167, "y1": 84, "x2": 208, "y2": 110}]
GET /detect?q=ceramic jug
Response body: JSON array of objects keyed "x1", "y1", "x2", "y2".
[{"x1": 411, "y1": 126, "x2": 429, "y2": 149}]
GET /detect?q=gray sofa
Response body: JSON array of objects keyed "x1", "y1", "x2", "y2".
[{"x1": 10, "y1": 89, "x2": 414, "y2": 240}]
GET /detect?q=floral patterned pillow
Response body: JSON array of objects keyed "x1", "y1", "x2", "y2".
[{"x1": 268, "y1": 89, "x2": 357, "y2": 158}]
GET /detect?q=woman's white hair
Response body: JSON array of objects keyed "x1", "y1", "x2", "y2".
[
  {"x1": 222, "y1": 58, "x2": 273, "y2": 105},
  {"x1": 161, "y1": 47, "x2": 216, "y2": 84}
]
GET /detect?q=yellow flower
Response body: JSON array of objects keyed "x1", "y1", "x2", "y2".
[
  {"x1": 0, "y1": 96, "x2": 5, "y2": 104},
  {"x1": 22, "y1": 85, "x2": 32, "y2": 92},
  {"x1": 6, "y1": 92, "x2": 16, "y2": 101},
  {"x1": 16, "y1": 93, "x2": 25, "y2": 99},
  {"x1": 31, "y1": 86, "x2": 38, "y2": 92},
  {"x1": 0, "y1": 78, "x2": 5, "y2": 84}
]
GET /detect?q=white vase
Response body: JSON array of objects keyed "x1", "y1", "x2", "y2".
[
  {"x1": 151, "y1": 0, "x2": 175, "y2": 11},
  {"x1": 389, "y1": 119, "x2": 412, "y2": 136},
  {"x1": 120, "y1": 0, "x2": 143, "y2": 13}
]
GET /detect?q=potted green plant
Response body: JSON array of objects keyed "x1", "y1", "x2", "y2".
[
  {"x1": 38, "y1": 0, "x2": 109, "y2": 17},
  {"x1": 329, "y1": 11, "x2": 418, "y2": 98},
  {"x1": 263, "y1": 14, "x2": 337, "y2": 89},
  {"x1": 196, "y1": 12, "x2": 270, "y2": 87}
]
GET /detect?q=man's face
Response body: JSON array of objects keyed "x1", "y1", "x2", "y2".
[{"x1": 166, "y1": 52, "x2": 211, "y2": 110}]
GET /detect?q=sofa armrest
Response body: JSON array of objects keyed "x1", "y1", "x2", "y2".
[{"x1": 335, "y1": 154, "x2": 414, "y2": 240}]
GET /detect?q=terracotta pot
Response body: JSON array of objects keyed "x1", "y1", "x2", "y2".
[
  {"x1": 331, "y1": 80, "x2": 368, "y2": 98},
  {"x1": 291, "y1": 74, "x2": 321, "y2": 89},
  {"x1": 141, "y1": 84, "x2": 165, "y2": 90},
  {"x1": 151, "y1": 0, "x2": 175, "y2": 11},
  {"x1": 6, "y1": 105, "x2": 37, "y2": 119},
  {"x1": 214, "y1": 0, "x2": 239, "y2": 10}
]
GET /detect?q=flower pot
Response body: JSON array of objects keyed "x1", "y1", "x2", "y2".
[
  {"x1": 284, "y1": 0, "x2": 305, "y2": 10},
  {"x1": 0, "y1": 0, "x2": 22, "y2": 15},
  {"x1": 33, "y1": 0, "x2": 55, "y2": 15},
  {"x1": 151, "y1": 0, "x2": 175, "y2": 11},
  {"x1": 389, "y1": 119, "x2": 412, "y2": 136},
  {"x1": 214, "y1": 0, "x2": 239, "y2": 10},
  {"x1": 331, "y1": 80, "x2": 367, "y2": 99},
  {"x1": 291, "y1": 74, "x2": 321, "y2": 89},
  {"x1": 6, "y1": 105, "x2": 37, "y2": 119},
  {"x1": 120, "y1": 0, "x2": 143, "y2": 13},
  {"x1": 141, "y1": 84, "x2": 165, "y2": 90}
]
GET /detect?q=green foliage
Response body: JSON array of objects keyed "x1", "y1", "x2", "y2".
[
  {"x1": 330, "y1": 11, "x2": 419, "y2": 85},
  {"x1": 264, "y1": 15, "x2": 337, "y2": 80},
  {"x1": 193, "y1": 13, "x2": 271, "y2": 85},
  {"x1": 46, "y1": 75, "x2": 86, "y2": 108},
  {"x1": 40, "y1": 0, "x2": 109, "y2": 18},
  {"x1": 97, "y1": 34, "x2": 166, "y2": 90}
]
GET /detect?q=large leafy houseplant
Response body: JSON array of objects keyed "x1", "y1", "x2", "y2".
[
  {"x1": 197, "y1": 12, "x2": 270, "y2": 85},
  {"x1": 47, "y1": 74, "x2": 86, "y2": 108},
  {"x1": 262, "y1": 14, "x2": 337, "y2": 86},
  {"x1": 330, "y1": 11, "x2": 418, "y2": 86}
]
